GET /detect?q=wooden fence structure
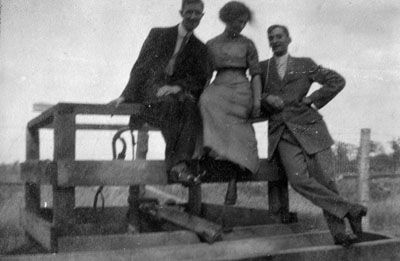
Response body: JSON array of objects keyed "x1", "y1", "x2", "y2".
[{"x1": 1, "y1": 103, "x2": 400, "y2": 260}]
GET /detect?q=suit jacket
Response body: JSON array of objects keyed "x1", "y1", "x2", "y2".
[
  {"x1": 259, "y1": 56, "x2": 345, "y2": 158},
  {"x1": 121, "y1": 25, "x2": 209, "y2": 103}
]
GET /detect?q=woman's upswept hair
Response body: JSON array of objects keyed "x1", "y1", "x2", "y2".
[{"x1": 219, "y1": 1, "x2": 252, "y2": 24}]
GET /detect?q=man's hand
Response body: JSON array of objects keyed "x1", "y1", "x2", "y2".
[
  {"x1": 301, "y1": 97, "x2": 312, "y2": 106},
  {"x1": 156, "y1": 85, "x2": 182, "y2": 97},
  {"x1": 264, "y1": 94, "x2": 285, "y2": 110},
  {"x1": 302, "y1": 96, "x2": 318, "y2": 110},
  {"x1": 109, "y1": 97, "x2": 126, "y2": 108}
]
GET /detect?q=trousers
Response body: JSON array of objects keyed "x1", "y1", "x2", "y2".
[
  {"x1": 276, "y1": 129, "x2": 354, "y2": 235},
  {"x1": 130, "y1": 94, "x2": 201, "y2": 171}
]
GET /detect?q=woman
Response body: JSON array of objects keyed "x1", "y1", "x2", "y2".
[{"x1": 200, "y1": 1, "x2": 262, "y2": 205}]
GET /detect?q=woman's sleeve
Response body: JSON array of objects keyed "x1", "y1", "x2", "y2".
[{"x1": 247, "y1": 39, "x2": 262, "y2": 76}]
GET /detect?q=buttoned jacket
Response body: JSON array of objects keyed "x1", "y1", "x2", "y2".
[
  {"x1": 259, "y1": 56, "x2": 345, "y2": 157},
  {"x1": 121, "y1": 25, "x2": 209, "y2": 103}
]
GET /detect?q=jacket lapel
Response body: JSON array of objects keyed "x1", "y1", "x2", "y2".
[
  {"x1": 265, "y1": 58, "x2": 283, "y2": 91},
  {"x1": 281, "y1": 56, "x2": 294, "y2": 84},
  {"x1": 164, "y1": 25, "x2": 179, "y2": 59}
]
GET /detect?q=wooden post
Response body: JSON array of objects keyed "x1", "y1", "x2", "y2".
[
  {"x1": 187, "y1": 184, "x2": 202, "y2": 216},
  {"x1": 25, "y1": 128, "x2": 41, "y2": 214},
  {"x1": 52, "y1": 111, "x2": 76, "y2": 229},
  {"x1": 127, "y1": 124, "x2": 149, "y2": 232},
  {"x1": 358, "y1": 128, "x2": 371, "y2": 230},
  {"x1": 143, "y1": 205, "x2": 222, "y2": 243}
]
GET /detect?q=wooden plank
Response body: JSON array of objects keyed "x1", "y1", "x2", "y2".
[
  {"x1": 56, "y1": 160, "x2": 167, "y2": 186},
  {"x1": 127, "y1": 126, "x2": 149, "y2": 231},
  {"x1": 57, "y1": 206, "x2": 129, "y2": 237},
  {"x1": 52, "y1": 112, "x2": 75, "y2": 229},
  {"x1": 6, "y1": 233, "x2": 400, "y2": 261},
  {"x1": 20, "y1": 159, "x2": 285, "y2": 187},
  {"x1": 8, "y1": 231, "x2": 399, "y2": 261},
  {"x1": 202, "y1": 203, "x2": 282, "y2": 227},
  {"x1": 55, "y1": 160, "x2": 281, "y2": 187},
  {"x1": 58, "y1": 230, "x2": 200, "y2": 253},
  {"x1": 25, "y1": 128, "x2": 41, "y2": 213},
  {"x1": 223, "y1": 223, "x2": 314, "y2": 241},
  {"x1": 143, "y1": 205, "x2": 222, "y2": 243},
  {"x1": 187, "y1": 184, "x2": 202, "y2": 215},
  {"x1": 27, "y1": 103, "x2": 144, "y2": 130},
  {"x1": 27, "y1": 106, "x2": 56, "y2": 130},
  {"x1": 268, "y1": 178, "x2": 290, "y2": 221},
  {"x1": 22, "y1": 209, "x2": 55, "y2": 252},
  {"x1": 0, "y1": 163, "x2": 22, "y2": 184},
  {"x1": 20, "y1": 160, "x2": 57, "y2": 184},
  {"x1": 259, "y1": 238, "x2": 400, "y2": 261},
  {"x1": 62, "y1": 103, "x2": 144, "y2": 116}
]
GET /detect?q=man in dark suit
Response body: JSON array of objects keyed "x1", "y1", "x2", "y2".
[
  {"x1": 110, "y1": 0, "x2": 209, "y2": 185},
  {"x1": 259, "y1": 24, "x2": 367, "y2": 247}
]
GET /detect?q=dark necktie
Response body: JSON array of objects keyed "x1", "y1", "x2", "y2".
[{"x1": 165, "y1": 33, "x2": 190, "y2": 76}]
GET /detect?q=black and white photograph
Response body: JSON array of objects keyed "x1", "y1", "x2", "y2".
[{"x1": 0, "y1": 0, "x2": 399, "y2": 259}]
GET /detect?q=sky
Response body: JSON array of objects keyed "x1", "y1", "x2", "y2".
[{"x1": 0, "y1": 0, "x2": 399, "y2": 163}]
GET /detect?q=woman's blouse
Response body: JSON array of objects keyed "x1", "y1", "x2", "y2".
[{"x1": 206, "y1": 32, "x2": 261, "y2": 76}]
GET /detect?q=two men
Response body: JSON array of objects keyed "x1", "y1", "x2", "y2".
[
  {"x1": 110, "y1": 0, "x2": 209, "y2": 185},
  {"x1": 259, "y1": 24, "x2": 367, "y2": 246}
]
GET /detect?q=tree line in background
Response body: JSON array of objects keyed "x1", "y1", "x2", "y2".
[{"x1": 333, "y1": 138, "x2": 400, "y2": 174}]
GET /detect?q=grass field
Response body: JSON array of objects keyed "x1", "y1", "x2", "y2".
[{"x1": 1, "y1": 174, "x2": 400, "y2": 254}]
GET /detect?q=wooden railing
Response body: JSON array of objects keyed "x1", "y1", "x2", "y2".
[{"x1": 20, "y1": 102, "x2": 288, "y2": 252}]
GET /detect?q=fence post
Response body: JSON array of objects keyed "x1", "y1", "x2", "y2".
[{"x1": 358, "y1": 128, "x2": 371, "y2": 230}]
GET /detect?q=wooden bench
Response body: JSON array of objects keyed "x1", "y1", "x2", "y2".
[{"x1": 21, "y1": 102, "x2": 292, "y2": 252}]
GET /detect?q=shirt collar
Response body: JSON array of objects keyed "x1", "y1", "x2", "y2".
[
  {"x1": 274, "y1": 52, "x2": 289, "y2": 65},
  {"x1": 178, "y1": 23, "x2": 192, "y2": 38}
]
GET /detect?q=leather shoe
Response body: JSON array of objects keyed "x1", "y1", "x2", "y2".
[
  {"x1": 333, "y1": 233, "x2": 358, "y2": 248},
  {"x1": 346, "y1": 204, "x2": 368, "y2": 237},
  {"x1": 170, "y1": 162, "x2": 200, "y2": 187}
]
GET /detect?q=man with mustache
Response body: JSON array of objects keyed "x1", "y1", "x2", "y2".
[{"x1": 259, "y1": 24, "x2": 367, "y2": 247}]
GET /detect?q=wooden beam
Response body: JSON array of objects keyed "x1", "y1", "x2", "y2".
[
  {"x1": 57, "y1": 207, "x2": 129, "y2": 237},
  {"x1": 8, "y1": 231, "x2": 400, "y2": 261},
  {"x1": 201, "y1": 203, "x2": 282, "y2": 228},
  {"x1": 56, "y1": 160, "x2": 167, "y2": 186},
  {"x1": 59, "y1": 103, "x2": 144, "y2": 116},
  {"x1": 52, "y1": 111, "x2": 75, "y2": 228},
  {"x1": 19, "y1": 159, "x2": 284, "y2": 187},
  {"x1": 25, "y1": 128, "x2": 41, "y2": 213},
  {"x1": 21, "y1": 159, "x2": 285, "y2": 187},
  {"x1": 58, "y1": 231, "x2": 200, "y2": 253},
  {"x1": 0, "y1": 163, "x2": 22, "y2": 184},
  {"x1": 22, "y1": 209, "x2": 55, "y2": 252},
  {"x1": 223, "y1": 223, "x2": 313, "y2": 241},
  {"x1": 142, "y1": 205, "x2": 222, "y2": 243},
  {"x1": 27, "y1": 107, "x2": 56, "y2": 130},
  {"x1": 127, "y1": 126, "x2": 150, "y2": 231},
  {"x1": 20, "y1": 160, "x2": 57, "y2": 184},
  {"x1": 28, "y1": 103, "x2": 145, "y2": 130}
]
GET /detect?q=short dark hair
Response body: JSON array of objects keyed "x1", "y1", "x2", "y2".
[
  {"x1": 181, "y1": 0, "x2": 204, "y2": 10},
  {"x1": 267, "y1": 24, "x2": 290, "y2": 37},
  {"x1": 219, "y1": 1, "x2": 252, "y2": 24}
]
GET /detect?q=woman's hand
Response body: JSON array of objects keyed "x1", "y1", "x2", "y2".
[
  {"x1": 156, "y1": 85, "x2": 182, "y2": 97},
  {"x1": 251, "y1": 100, "x2": 261, "y2": 118},
  {"x1": 108, "y1": 96, "x2": 126, "y2": 108}
]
